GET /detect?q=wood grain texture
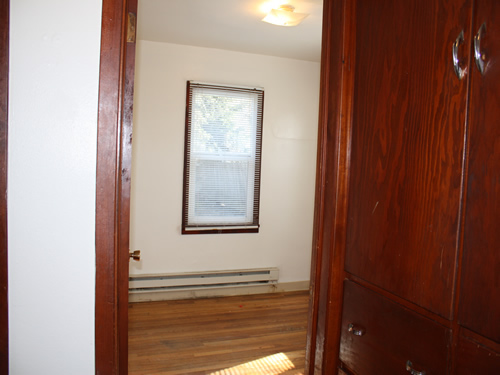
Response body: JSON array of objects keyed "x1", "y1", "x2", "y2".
[
  {"x1": 345, "y1": 0, "x2": 471, "y2": 318},
  {"x1": 0, "y1": 0, "x2": 8, "y2": 373},
  {"x1": 459, "y1": 0, "x2": 500, "y2": 344},
  {"x1": 339, "y1": 281, "x2": 451, "y2": 375},
  {"x1": 129, "y1": 292, "x2": 309, "y2": 375},
  {"x1": 95, "y1": 0, "x2": 128, "y2": 373},
  {"x1": 346, "y1": 273, "x2": 453, "y2": 328},
  {"x1": 455, "y1": 335, "x2": 500, "y2": 374}
]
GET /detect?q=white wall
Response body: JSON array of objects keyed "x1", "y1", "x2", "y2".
[
  {"x1": 8, "y1": 0, "x2": 102, "y2": 373},
  {"x1": 130, "y1": 41, "x2": 320, "y2": 283}
]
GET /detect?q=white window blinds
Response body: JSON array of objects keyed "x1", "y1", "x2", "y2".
[{"x1": 182, "y1": 82, "x2": 264, "y2": 234}]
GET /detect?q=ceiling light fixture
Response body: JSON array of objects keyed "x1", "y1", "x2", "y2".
[{"x1": 262, "y1": 4, "x2": 309, "y2": 27}]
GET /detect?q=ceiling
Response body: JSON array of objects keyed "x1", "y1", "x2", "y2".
[{"x1": 137, "y1": 0, "x2": 323, "y2": 62}]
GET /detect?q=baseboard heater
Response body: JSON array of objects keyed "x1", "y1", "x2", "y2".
[{"x1": 129, "y1": 267, "x2": 279, "y2": 294}]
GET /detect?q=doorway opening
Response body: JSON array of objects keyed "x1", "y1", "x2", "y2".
[{"x1": 128, "y1": 0, "x2": 323, "y2": 373}]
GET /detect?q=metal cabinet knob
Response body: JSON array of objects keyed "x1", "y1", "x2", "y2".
[
  {"x1": 348, "y1": 323, "x2": 365, "y2": 337},
  {"x1": 406, "y1": 360, "x2": 426, "y2": 375},
  {"x1": 129, "y1": 250, "x2": 141, "y2": 261}
]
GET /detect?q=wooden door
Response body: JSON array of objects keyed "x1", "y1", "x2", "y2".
[
  {"x1": 458, "y1": 0, "x2": 500, "y2": 343},
  {"x1": 344, "y1": 0, "x2": 471, "y2": 318}
]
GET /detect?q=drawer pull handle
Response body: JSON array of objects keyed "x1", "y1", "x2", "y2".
[
  {"x1": 347, "y1": 323, "x2": 365, "y2": 336},
  {"x1": 406, "y1": 360, "x2": 426, "y2": 375}
]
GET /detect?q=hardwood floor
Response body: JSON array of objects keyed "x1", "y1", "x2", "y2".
[{"x1": 129, "y1": 291, "x2": 309, "y2": 375}]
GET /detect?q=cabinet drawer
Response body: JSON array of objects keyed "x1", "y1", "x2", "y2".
[
  {"x1": 339, "y1": 281, "x2": 451, "y2": 375},
  {"x1": 455, "y1": 335, "x2": 500, "y2": 374}
]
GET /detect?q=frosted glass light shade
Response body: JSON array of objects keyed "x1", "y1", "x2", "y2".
[{"x1": 262, "y1": 5, "x2": 309, "y2": 27}]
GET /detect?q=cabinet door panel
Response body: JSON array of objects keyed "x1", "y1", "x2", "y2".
[
  {"x1": 339, "y1": 281, "x2": 450, "y2": 375},
  {"x1": 456, "y1": 335, "x2": 500, "y2": 374},
  {"x1": 345, "y1": 0, "x2": 471, "y2": 318},
  {"x1": 459, "y1": 1, "x2": 500, "y2": 343}
]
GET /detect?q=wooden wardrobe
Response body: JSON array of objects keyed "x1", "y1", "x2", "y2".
[{"x1": 310, "y1": 0, "x2": 500, "y2": 373}]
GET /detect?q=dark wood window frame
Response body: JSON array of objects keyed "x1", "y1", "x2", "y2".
[{"x1": 182, "y1": 81, "x2": 264, "y2": 235}]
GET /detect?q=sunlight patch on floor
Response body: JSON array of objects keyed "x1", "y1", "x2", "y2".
[{"x1": 209, "y1": 352, "x2": 301, "y2": 375}]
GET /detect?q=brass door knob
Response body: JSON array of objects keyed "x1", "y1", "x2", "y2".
[{"x1": 129, "y1": 250, "x2": 141, "y2": 261}]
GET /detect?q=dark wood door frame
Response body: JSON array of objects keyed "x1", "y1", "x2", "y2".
[
  {"x1": 95, "y1": 0, "x2": 137, "y2": 373},
  {"x1": 0, "y1": 0, "x2": 9, "y2": 373},
  {"x1": 305, "y1": 0, "x2": 350, "y2": 372},
  {"x1": 95, "y1": 0, "x2": 347, "y2": 374}
]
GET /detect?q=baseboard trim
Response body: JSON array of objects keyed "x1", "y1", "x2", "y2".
[{"x1": 128, "y1": 280, "x2": 310, "y2": 302}]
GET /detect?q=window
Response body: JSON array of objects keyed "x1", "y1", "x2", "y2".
[{"x1": 182, "y1": 81, "x2": 264, "y2": 234}]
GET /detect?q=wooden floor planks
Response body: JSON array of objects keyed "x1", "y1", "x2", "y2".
[{"x1": 128, "y1": 291, "x2": 310, "y2": 375}]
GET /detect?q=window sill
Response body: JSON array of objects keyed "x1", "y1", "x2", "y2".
[{"x1": 182, "y1": 226, "x2": 259, "y2": 235}]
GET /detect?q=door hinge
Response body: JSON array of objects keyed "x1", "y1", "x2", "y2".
[{"x1": 127, "y1": 12, "x2": 137, "y2": 43}]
